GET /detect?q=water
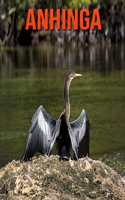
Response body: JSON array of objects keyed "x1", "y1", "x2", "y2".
[{"x1": 0, "y1": 43, "x2": 125, "y2": 168}]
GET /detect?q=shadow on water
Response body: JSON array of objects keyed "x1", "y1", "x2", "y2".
[{"x1": 0, "y1": 43, "x2": 125, "y2": 168}]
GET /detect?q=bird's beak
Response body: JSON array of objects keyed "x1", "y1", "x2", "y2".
[{"x1": 74, "y1": 73, "x2": 82, "y2": 77}]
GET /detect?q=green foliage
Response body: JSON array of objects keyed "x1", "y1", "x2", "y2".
[
  {"x1": 28, "y1": 0, "x2": 39, "y2": 6},
  {"x1": 0, "y1": 0, "x2": 124, "y2": 34},
  {"x1": 27, "y1": 0, "x2": 97, "y2": 9},
  {"x1": 67, "y1": 0, "x2": 97, "y2": 9},
  {"x1": 16, "y1": 0, "x2": 26, "y2": 10},
  {"x1": 0, "y1": 0, "x2": 26, "y2": 16}
]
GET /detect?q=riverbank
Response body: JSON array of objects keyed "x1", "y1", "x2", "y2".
[
  {"x1": 0, "y1": 0, "x2": 125, "y2": 46},
  {"x1": 0, "y1": 155, "x2": 125, "y2": 199}
]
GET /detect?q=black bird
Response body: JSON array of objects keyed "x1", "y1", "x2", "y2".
[{"x1": 21, "y1": 70, "x2": 90, "y2": 162}]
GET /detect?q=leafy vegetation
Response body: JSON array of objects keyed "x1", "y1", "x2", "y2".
[{"x1": 0, "y1": 0, "x2": 125, "y2": 46}]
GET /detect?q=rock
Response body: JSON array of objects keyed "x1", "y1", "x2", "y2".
[{"x1": 0, "y1": 156, "x2": 125, "y2": 199}]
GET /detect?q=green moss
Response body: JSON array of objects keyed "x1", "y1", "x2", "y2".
[{"x1": 100, "y1": 153, "x2": 125, "y2": 176}]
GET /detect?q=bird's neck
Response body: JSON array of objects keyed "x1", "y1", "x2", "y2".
[{"x1": 64, "y1": 79, "x2": 71, "y2": 121}]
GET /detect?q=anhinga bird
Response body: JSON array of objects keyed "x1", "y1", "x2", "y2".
[{"x1": 21, "y1": 70, "x2": 90, "y2": 162}]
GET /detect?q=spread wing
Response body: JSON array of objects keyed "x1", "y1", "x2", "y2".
[
  {"x1": 21, "y1": 106, "x2": 60, "y2": 162},
  {"x1": 68, "y1": 109, "x2": 90, "y2": 160}
]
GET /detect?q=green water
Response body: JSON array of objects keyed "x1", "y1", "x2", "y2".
[{"x1": 0, "y1": 43, "x2": 125, "y2": 167}]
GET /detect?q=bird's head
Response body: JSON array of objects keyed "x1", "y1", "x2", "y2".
[{"x1": 66, "y1": 70, "x2": 82, "y2": 81}]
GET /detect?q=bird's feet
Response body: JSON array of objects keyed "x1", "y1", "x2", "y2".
[{"x1": 60, "y1": 147, "x2": 70, "y2": 161}]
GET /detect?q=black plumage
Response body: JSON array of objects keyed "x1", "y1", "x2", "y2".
[{"x1": 21, "y1": 70, "x2": 90, "y2": 162}]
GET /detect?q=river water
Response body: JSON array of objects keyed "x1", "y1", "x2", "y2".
[{"x1": 0, "y1": 43, "x2": 125, "y2": 167}]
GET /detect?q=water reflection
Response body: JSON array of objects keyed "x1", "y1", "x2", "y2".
[
  {"x1": 0, "y1": 43, "x2": 125, "y2": 79},
  {"x1": 0, "y1": 43, "x2": 125, "y2": 167}
]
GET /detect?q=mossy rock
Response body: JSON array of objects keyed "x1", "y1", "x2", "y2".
[{"x1": 0, "y1": 155, "x2": 125, "y2": 199}]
